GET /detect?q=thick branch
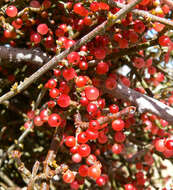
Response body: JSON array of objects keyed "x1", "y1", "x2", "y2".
[
  {"x1": 0, "y1": 46, "x2": 49, "y2": 67},
  {"x1": 0, "y1": 0, "x2": 142, "y2": 105},
  {"x1": 104, "y1": 82, "x2": 173, "y2": 125}
]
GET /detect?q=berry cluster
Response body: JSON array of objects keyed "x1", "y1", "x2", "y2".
[{"x1": 1, "y1": 0, "x2": 173, "y2": 189}]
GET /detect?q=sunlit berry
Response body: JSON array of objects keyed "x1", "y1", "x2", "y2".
[{"x1": 6, "y1": 6, "x2": 18, "y2": 17}]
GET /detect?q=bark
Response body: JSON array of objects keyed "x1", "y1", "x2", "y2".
[
  {"x1": 105, "y1": 82, "x2": 173, "y2": 125},
  {"x1": 0, "y1": 46, "x2": 49, "y2": 67}
]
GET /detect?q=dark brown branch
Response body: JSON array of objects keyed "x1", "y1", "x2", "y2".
[
  {"x1": 104, "y1": 82, "x2": 173, "y2": 125},
  {"x1": 0, "y1": 0, "x2": 142, "y2": 105},
  {"x1": 0, "y1": 46, "x2": 49, "y2": 67}
]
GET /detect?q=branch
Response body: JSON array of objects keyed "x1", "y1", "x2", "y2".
[
  {"x1": 104, "y1": 82, "x2": 173, "y2": 125},
  {"x1": 108, "y1": 0, "x2": 173, "y2": 27},
  {"x1": 0, "y1": 0, "x2": 142, "y2": 105},
  {"x1": 41, "y1": 128, "x2": 60, "y2": 190},
  {"x1": 0, "y1": 46, "x2": 49, "y2": 67},
  {"x1": 0, "y1": 171, "x2": 17, "y2": 187},
  {"x1": 75, "y1": 106, "x2": 136, "y2": 129}
]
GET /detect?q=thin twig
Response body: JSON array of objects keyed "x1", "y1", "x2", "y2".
[
  {"x1": 27, "y1": 161, "x2": 40, "y2": 190},
  {"x1": 0, "y1": 171, "x2": 17, "y2": 187},
  {"x1": 76, "y1": 106, "x2": 136, "y2": 129},
  {"x1": 0, "y1": 126, "x2": 7, "y2": 140},
  {"x1": 41, "y1": 128, "x2": 60, "y2": 190}
]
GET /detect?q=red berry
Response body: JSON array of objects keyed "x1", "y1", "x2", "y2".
[
  {"x1": 85, "y1": 86, "x2": 99, "y2": 101},
  {"x1": 34, "y1": 116, "x2": 43, "y2": 126},
  {"x1": 64, "y1": 39, "x2": 75, "y2": 49},
  {"x1": 84, "y1": 16, "x2": 92, "y2": 25},
  {"x1": 48, "y1": 113, "x2": 61, "y2": 127},
  {"x1": 118, "y1": 38, "x2": 128, "y2": 49},
  {"x1": 57, "y1": 94, "x2": 70, "y2": 108},
  {"x1": 86, "y1": 154, "x2": 97, "y2": 165},
  {"x1": 53, "y1": 69, "x2": 61, "y2": 77},
  {"x1": 12, "y1": 20, "x2": 22, "y2": 29},
  {"x1": 94, "y1": 48, "x2": 106, "y2": 60},
  {"x1": 98, "y1": 132, "x2": 108, "y2": 144},
  {"x1": 112, "y1": 119, "x2": 125, "y2": 131},
  {"x1": 47, "y1": 100, "x2": 56, "y2": 108},
  {"x1": 70, "y1": 146, "x2": 79, "y2": 154},
  {"x1": 112, "y1": 143, "x2": 123, "y2": 154},
  {"x1": 86, "y1": 129, "x2": 98, "y2": 140},
  {"x1": 129, "y1": 30, "x2": 138, "y2": 43},
  {"x1": 30, "y1": 0, "x2": 41, "y2": 8},
  {"x1": 96, "y1": 62, "x2": 109, "y2": 74},
  {"x1": 40, "y1": 109, "x2": 49, "y2": 122},
  {"x1": 49, "y1": 88, "x2": 60, "y2": 98},
  {"x1": 70, "y1": 181, "x2": 79, "y2": 190},
  {"x1": 63, "y1": 68, "x2": 76, "y2": 81},
  {"x1": 72, "y1": 153, "x2": 82, "y2": 163},
  {"x1": 133, "y1": 57, "x2": 145, "y2": 69},
  {"x1": 78, "y1": 165, "x2": 88, "y2": 177},
  {"x1": 140, "y1": 0, "x2": 150, "y2": 6},
  {"x1": 134, "y1": 20, "x2": 145, "y2": 34},
  {"x1": 30, "y1": 33, "x2": 41, "y2": 44},
  {"x1": 67, "y1": 52, "x2": 80, "y2": 65},
  {"x1": 63, "y1": 170, "x2": 75, "y2": 183},
  {"x1": 165, "y1": 139, "x2": 173, "y2": 150},
  {"x1": 79, "y1": 61, "x2": 88, "y2": 70},
  {"x1": 73, "y1": 3, "x2": 88, "y2": 17},
  {"x1": 45, "y1": 79, "x2": 57, "y2": 89},
  {"x1": 96, "y1": 176, "x2": 106, "y2": 186},
  {"x1": 109, "y1": 104, "x2": 119, "y2": 113},
  {"x1": 65, "y1": 136, "x2": 76, "y2": 147},
  {"x1": 89, "y1": 120, "x2": 100, "y2": 131},
  {"x1": 42, "y1": 0, "x2": 51, "y2": 9},
  {"x1": 37, "y1": 24, "x2": 49, "y2": 35},
  {"x1": 125, "y1": 184, "x2": 136, "y2": 190},
  {"x1": 24, "y1": 121, "x2": 34, "y2": 129},
  {"x1": 105, "y1": 77, "x2": 117, "y2": 90},
  {"x1": 114, "y1": 131, "x2": 126, "y2": 143},
  {"x1": 6, "y1": 6, "x2": 18, "y2": 17},
  {"x1": 159, "y1": 35, "x2": 171, "y2": 46},
  {"x1": 88, "y1": 165, "x2": 101, "y2": 179},
  {"x1": 77, "y1": 132, "x2": 88, "y2": 144},
  {"x1": 4, "y1": 30, "x2": 16, "y2": 39},
  {"x1": 99, "y1": 2, "x2": 109, "y2": 10},
  {"x1": 87, "y1": 103, "x2": 97, "y2": 113},
  {"x1": 90, "y1": 2, "x2": 100, "y2": 12},
  {"x1": 75, "y1": 76, "x2": 87, "y2": 87},
  {"x1": 80, "y1": 96, "x2": 89, "y2": 106},
  {"x1": 78, "y1": 144, "x2": 91, "y2": 157},
  {"x1": 59, "y1": 81, "x2": 70, "y2": 94}
]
